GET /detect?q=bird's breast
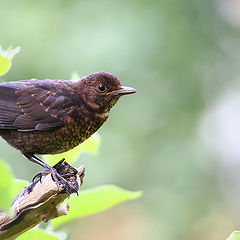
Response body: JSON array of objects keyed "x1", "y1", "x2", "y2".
[
  {"x1": 0, "y1": 111, "x2": 109, "y2": 155},
  {"x1": 44, "y1": 111, "x2": 109, "y2": 154}
]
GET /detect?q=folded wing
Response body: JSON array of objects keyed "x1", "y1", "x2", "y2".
[{"x1": 0, "y1": 80, "x2": 72, "y2": 131}]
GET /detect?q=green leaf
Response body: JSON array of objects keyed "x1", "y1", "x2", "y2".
[
  {"x1": 17, "y1": 229, "x2": 62, "y2": 240},
  {"x1": 70, "y1": 71, "x2": 80, "y2": 81},
  {"x1": 0, "y1": 46, "x2": 20, "y2": 76},
  {"x1": 0, "y1": 46, "x2": 21, "y2": 60},
  {"x1": 0, "y1": 56, "x2": 11, "y2": 76},
  {"x1": 80, "y1": 132, "x2": 101, "y2": 155},
  {"x1": 52, "y1": 185, "x2": 142, "y2": 228},
  {"x1": 43, "y1": 133, "x2": 101, "y2": 166},
  {"x1": 0, "y1": 160, "x2": 14, "y2": 210},
  {"x1": 227, "y1": 231, "x2": 240, "y2": 240},
  {"x1": 10, "y1": 178, "x2": 29, "y2": 199},
  {"x1": 0, "y1": 161, "x2": 29, "y2": 211}
]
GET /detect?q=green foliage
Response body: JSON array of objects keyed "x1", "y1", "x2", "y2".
[
  {"x1": 17, "y1": 229, "x2": 61, "y2": 240},
  {"x1": 0, "y1": 46, "x2": 20, "y2": 76},
  {"x1": 0, "y1": 161, "x2": 14, "y2": 210},
  {"x1": 227, "y1": 232, "x2": 240, "y2": 240},
  {"x1": 52, "y1": 185, "x2": 142, "y2": 228},
  {"x1": 10, "y1": 179, "x2": 29, "y2": 198},
  {"x1": 43, "y1": 133, "x2": 101, "y2": 166},
  {"x1": 0, "y1": 161, "x2": 29, "y2": 211},
  {"x1": 70, "y1": 71, "x2": 81, "y2": 81}
]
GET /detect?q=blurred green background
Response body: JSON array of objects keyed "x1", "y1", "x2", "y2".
[{"x1": 1, "y1": 0, "x2": 240, "y2": 239}]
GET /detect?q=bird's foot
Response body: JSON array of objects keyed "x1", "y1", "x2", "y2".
[
  {"x1": 31, "y1": 158, "x2": 68, "y2": 182},
  {"x1": 32, "y1": 159, "x2": 79, "y2": 194},
  {"x1": 24, "y1": 170, "x2": 48, "y2": 194},
  {"x1": 32, "y1": 170, "x2": 49, "y2": 183},
  {"x1": 52, "y1": 167, "x2": 79, "y2": 194}
]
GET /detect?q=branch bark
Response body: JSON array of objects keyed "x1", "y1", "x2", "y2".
[{"x1": 0, "y1": 161, "x2": 85, "y2": 240}]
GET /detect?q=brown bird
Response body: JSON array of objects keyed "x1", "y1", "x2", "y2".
[{"x1": 0, "y1": 72, "x2": 136, "y2": 191}]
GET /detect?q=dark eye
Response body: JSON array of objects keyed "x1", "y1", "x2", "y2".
[{"x1": 98, "y1": 84, "x2": 106, "y2": 92}]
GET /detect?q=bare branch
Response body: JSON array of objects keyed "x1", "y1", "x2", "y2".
[{"x1": 0, "y1": 162, "x2": 85, "y2": 240}]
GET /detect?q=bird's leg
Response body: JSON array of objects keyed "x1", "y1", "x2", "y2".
[
  {"x1": 23, "y1": 155, "x2": 52, "y2": 182},
  {"x1": 23, "y1": 154, "x2": 78, "y2": 194}
]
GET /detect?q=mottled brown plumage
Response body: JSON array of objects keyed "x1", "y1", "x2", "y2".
[{"x1": 0, "y1": 72, "x2": 136, "y2": 191}]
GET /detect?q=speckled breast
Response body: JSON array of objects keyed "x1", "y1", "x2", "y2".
[{"x1": 0, "y1": 114, "x2": 107, "y2": 155}]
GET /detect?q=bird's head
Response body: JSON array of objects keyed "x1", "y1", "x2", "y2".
[{"x1": 76, "y1": 72, "x2": 136, "y2": 113}]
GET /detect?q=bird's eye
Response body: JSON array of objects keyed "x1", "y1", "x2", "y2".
[{"x1": 98, "y1": 84, "x2": 106, "y2": 92}]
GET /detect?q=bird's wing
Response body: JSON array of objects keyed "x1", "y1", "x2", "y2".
[
  {"x1": 0, "y1": 80, "x2": 73, "y2": 131},
  {"x1": 0, "y1": 82, "x2": 24, "y2": 129}
]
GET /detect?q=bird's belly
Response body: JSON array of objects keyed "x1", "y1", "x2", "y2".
[{"x1": 0, "y1": 119, "x2": 103, "y2": 155}]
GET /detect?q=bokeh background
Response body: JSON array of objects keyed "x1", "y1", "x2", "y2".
[{"x1": 1, "y1": 0, "x2": 240, "y2": 239}]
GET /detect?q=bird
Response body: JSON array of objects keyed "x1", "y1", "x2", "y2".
[{"x1": 0, "y1": 72, "x2": 136, "y2": 191}]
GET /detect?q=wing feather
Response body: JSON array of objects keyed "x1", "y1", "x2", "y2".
[{"x1": 0, "y1": 80, "x2": 74, "y2": 131}]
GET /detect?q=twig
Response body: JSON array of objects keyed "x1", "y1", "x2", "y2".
[{"x1": 0, "y1": 162, "x2": 85, "y2": 240}]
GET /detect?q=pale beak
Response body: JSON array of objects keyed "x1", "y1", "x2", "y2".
[{"x1": 112, "y1": 86, "x2": 136, "y2": 96}]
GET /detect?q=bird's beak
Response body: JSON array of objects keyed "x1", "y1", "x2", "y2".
[{"x1": 112, "y1": 86, "x2": 136, "y2": 96}]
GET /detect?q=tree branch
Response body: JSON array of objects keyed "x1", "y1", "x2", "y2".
[{"x1": 0, "y1": 162, "x2": 85, "y2": 240}]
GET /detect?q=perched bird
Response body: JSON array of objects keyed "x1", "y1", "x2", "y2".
[{"x1": 0, "y1": 72, "x2": 136, "y2": 190}]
